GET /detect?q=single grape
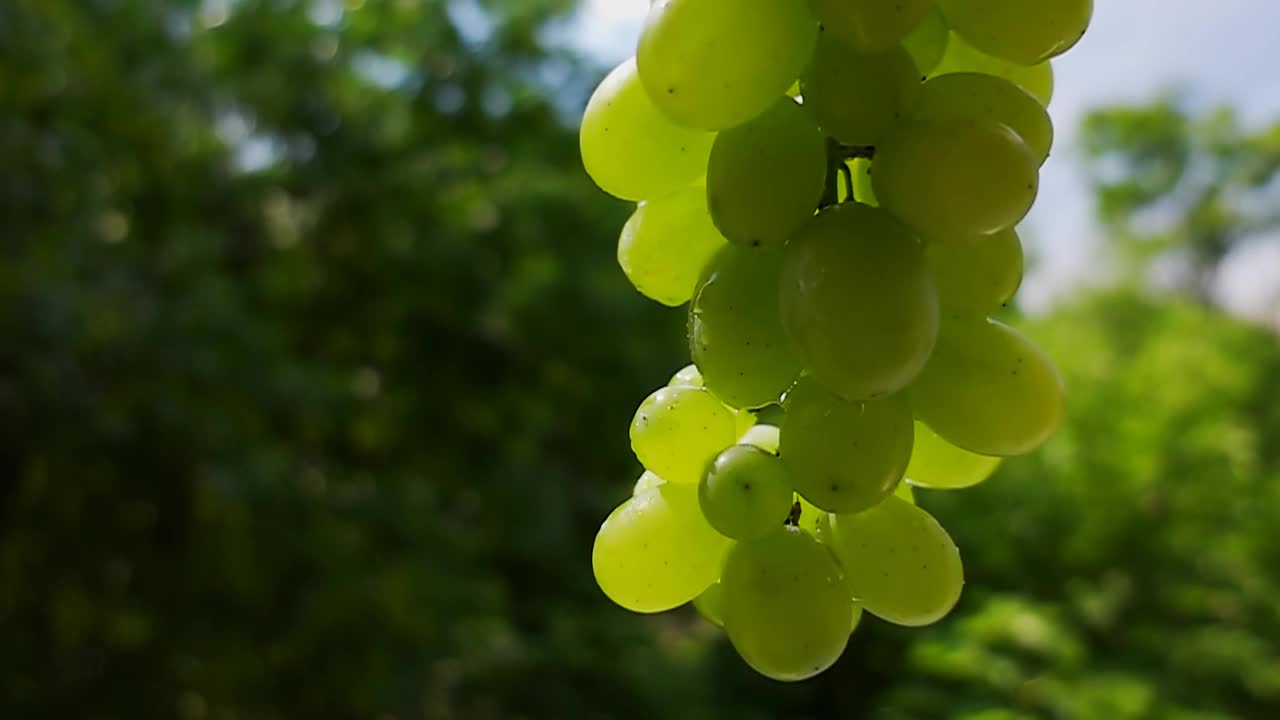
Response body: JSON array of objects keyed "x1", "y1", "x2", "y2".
[
  {"x1": 720, "y1": 526, "x2": 852, "y2": 681},
  {"x1": 779, "y1": 203, "x2": 939, "y2": 401},
  {"x1": 668, "y1": 363, "x2": 704, "y2": 388},
  {"x1": 906, "y1": 421, "x2": 1002, "y2": 490},
  {"x1": 800, "y1": 33, "x2": 919, "y2": 146},
  {"x1": 872, "y1": 118, "x2": 1039, "y2": 242},
  {"x1": 689, "y1": 245, "x2": 803, "y2": 409},
  {"x1": 781, "y1": 378, "x2": 914, "y2": 513},
  {"x1": 631, "y1": 385, "x2": 739, "y2": 484},
  {"x1": 931, "y1": 33, "x2": 1054, "y2": 107},
  {"x1": 828, "y1": 495, "x2": 964, "y2": 626},
  {"x1": 633, "y1": 470, "x2": 667, "y2": 495},
  {"x1": 909, "y1": 317, "x2": 1066, "y2": 457},
  {"x1": 637, "y1": 0, "x2": 819, "y2": 130},
  {"x1": 706, "y1": 98, "x2": 827, "y2": 249},
  {"x1": 580, "y1": 58, "x2": 715, "y2": 202},
  {"x1": 934, "y1": 0, "x2": 1093, "y2": 66},
  {"x1": 739, "y1": 424, "x2": 781, "y2": 455},
  {"x1": 593, "y1": 483, "x2": 731, "y2": 613},
  {"x1": 808, "y1": 0, "x2": 931, "y2": 53},
  {"x1": 700, "y1": 445, "x2": 796, "y2": 540},
  {"x1": 912, "y1": 73, "x2": 1054, "y2": 165},
  {"x1": 927, "y1": 227, "x2": 1024, "y2": 316},
  {"x1": 617, "y1": 182, "x2": 728, "y2": 307},
  {"x1": 903, "y1": 6, "x2": 949, "y2": 74},
  {"x1": 694, "y1": 582, "x2": 724, "y2": 628}
]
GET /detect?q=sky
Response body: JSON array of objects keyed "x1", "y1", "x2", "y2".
[{"x1": 563, "y1": 0, "x2": 1280, "y2": 321}]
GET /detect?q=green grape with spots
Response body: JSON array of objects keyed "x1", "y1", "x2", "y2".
[
  {"x1": 706, "y1": 98, "x2": 827, "y2": 249},
  {"x1": 690, "y1": 245, "x2": 802, "y2": 409},
  {"x1": 800, "y1": 33, "x2": 920, "y2": 146},
  {"x1": 927, "y1": 227, "x2": 1024, "y2": 315},
  {"x1": 699, "y1": 445, "x2": 796, "y2": 540},
  {"x1": 721, "y1": 526, "x2": 852, "y2": 681},
  {"x1": 780, "y1": 203, "x2": 938, "y2": 401},
  {"x1": 617, "y1": 182, "x2": 728, "y2": 307},
  {"x1": 906, "y1": 422, "x2": 1002, "y2": 490},
  {"x1": 631, "y1": 385, "x2": 739, "y2": 484},
  {"x1": 593, "y1": 483, "x2": 731, "y2": 613},
  {"x1": 781, "y1": 378, "x2": 914, "y2": 513},
  {"x1": 580, "y1": 57, "x2": 714, "y2": 202},
  {"x1": 910, "y1": 317, "x2": 1066, "y2": 457},
  {"x1": 873, "y1": 118, "x2": 1039, "y2": 242},
  {"x1": 829, "y1": 495, "x2": 964, "y2": 626},
  {"x1": 935, "y1": 0, "x2": 1093, "y2": 65},
  {"x1": 638, "y1": 0, "x2": 819, "y2": 130},
  {"x1": 912, "y1": 73, "x2": 1054, "y2": 164}
]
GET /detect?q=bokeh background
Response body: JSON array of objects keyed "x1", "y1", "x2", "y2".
[{"x1": 2, "y1": 1, "x2": 1279, "y2": 718}]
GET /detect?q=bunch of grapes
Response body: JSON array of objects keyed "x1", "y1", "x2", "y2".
[{"x1": 583, "y1": 0, "x2": 1090, "y2": 682}]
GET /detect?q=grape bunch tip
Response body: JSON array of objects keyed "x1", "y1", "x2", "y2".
[{"x1": 582, "y1": 0, "x2": 1090, "y2": 683}]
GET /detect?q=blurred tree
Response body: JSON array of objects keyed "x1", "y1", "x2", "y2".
[
  {"x1": 1080, "y1": 98, "x2": 1280, "y2": 312},
  {"x1": 0, "y1": 1, "x2": 710, "y2": 717}
]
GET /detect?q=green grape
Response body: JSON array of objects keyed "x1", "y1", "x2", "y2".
[
  {"x1": 909, "y1": 318, "x2": 1066, "y2": 457},
  {"x1": 932, "y1": 33, "x2": 1054, "y2": 107},
  {"x1": 706, "y1": 99, "x2": 827, "y2": 249},
  {"x1": 779, "y1": 203, "x2": 938, "y2": 401},
  {"x1": 895, "y1": 481, "x2": 916, "y2": 505},
  {"x1": 753, "y1": 403, "x2": 787, "y2": 428},
  {"x1": 800, "y1": 33, "x2": 919, "y2": 146},
  {"x1": 906, "y1": 421, "x2": 1002, "y2": 490},
  {"x1": 850, "y1": 604, "x2": 865, "y2": 635},
  {"x1": 849, "y1": 157, "x2": 877, "y2": 206},
  {"x1": 617, "y1": 182, "x2": 728, "y2": 307},
  {"x1": 694, "y1": 582, "x2": 724, "y2": 628},
  {"x1": 872, "y1": 118, "x2": 1039, "y2": 242},
  {"x1": 631, "y1": 385, "x2": 739, "y2": 484},
  {"x1": 699, "y1": 445, "x2": 795, "y2": 540},
  {"x1": 912, "y1": 73, "x2": 1054, "y2": 165},
  {"x1": 669, "y1": 363, "x2": 704, "y2": 388},
  {"x1": 935, "y1": 0, "x2": 1093, "y2": 66},
  {"x1": 828, "y1": 495, "x2": 964, "y2": 626},
  {"x1": 720, "y1": 526, "x2": 851, "y2": 681},
  {"x1": 633, "y1": 470, "x2": 667, "y2": 495},
  {"x1": 927, "y1": 227, "x2": 1024, "y2": 315},
  {"x1": 689, "y1": 245, "x2": 803, "y2": 409},
  {"x1": 734, "y1": 408, "x2": 758, "y2": 438},
  {"x1": 809, "y1": 0, "x2": 931, "y2": 53},
  {"x1": 580, "y1": 58, "x2": 715, "y2": 202},
  {"x1": 780, "y1": 378, "x2": 914, "y2": 513},
  {"x1": 593, "y1": 483, "x2": 731, "y2": 613},
  {"x1": 637, "y1": 0, "x2": 819, "y2": 130},
  {"x1": 739, "y1": 424, "x2": 781, "y2": 454},
  {"x1": 903, "y1": 7, "x2": 950, "y2": 74}
]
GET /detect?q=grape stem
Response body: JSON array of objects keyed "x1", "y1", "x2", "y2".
[{"x1": 819, "y1": 140, "x2": 876, "y2": 209}]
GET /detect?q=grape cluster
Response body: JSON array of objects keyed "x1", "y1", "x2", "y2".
[{"x1": 584, "y1": 0, "x2": 1090, "y2": 682}]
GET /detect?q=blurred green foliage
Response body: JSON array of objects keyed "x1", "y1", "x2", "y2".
[{"x1": 1, "y1": 2, "x2": 1279, "y2": 719}]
